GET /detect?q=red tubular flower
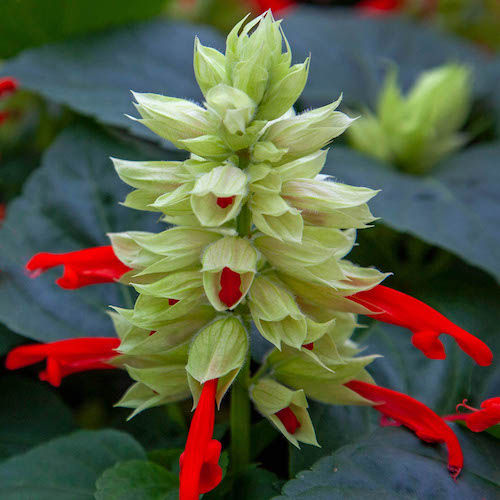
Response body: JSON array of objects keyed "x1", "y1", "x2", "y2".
[
  {"x1": 179, "y1": 379, "x2": 222, "y2": 500},
  {"x1": 253, "y1": 0, "x2": 295, "y2": 15},
  {"x1": 303, "y1": 342, "x2": 314, "y2": 351},
  {"x1": 346, "y1": 380, "x2": 463, "y2": 478},
  {"x1": 25, "y1": 246, "x2": 132, "y2": 289},
  {"x1": 219, "y1": 267, "x2": 242, "y2": 308},
  {"x1": 356, "y1": 0, "x2": 403, "y2": 15},
  {"x1": 348, "y1": 285, "x2": 492, "y2": 366},
  {"x1": 276, "y1": 407, "x2": 301, "y2": 434},
  {"x1": 5, "y1": 337, "x2": 120, "y2": 387},
  {"x1": 0, "y1": 77, "x2": 18, "y2": 98},
  {"x1": 444, "y1": 398, "x2": 500, "y2": 432},
  {"x1": 216, "y1": 196, "x2": 235, "y2": 209}
]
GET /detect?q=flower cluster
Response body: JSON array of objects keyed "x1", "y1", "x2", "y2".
[{"x1": 8, "y1": 12, "x2": 494, "y2": 498}]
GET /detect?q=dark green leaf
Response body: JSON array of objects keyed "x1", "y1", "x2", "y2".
[
  {"x1": 0, "y1": 21, "x2": 225, "y2": 145},
  {"x1": 0, "y1": 123, "x2": 182, "y2": 342},
  {"x1": 323, "y1": 144, "x2": 500, "y2": 283},
  {"x1": 0, "y1": 324, "x2": 26, "y2": 356},
  {"x1": 283, "y1": 7, "x2": 488, "y2": 110},
  {"x1": 278, "y1": 427, "x2": 500, "y2": 500},
  {"x1": 95, "y1": 459, "x2": 178, "y2": 500},
  {"x1": 0, "y1": 0, "x2": 168, "y2": 58},
  {"x1": 0, "y1": 375, "x2": 75, "y2": 460},
  {"x1": 0, "y1": 429, "x2": 145, "y2": 499}
]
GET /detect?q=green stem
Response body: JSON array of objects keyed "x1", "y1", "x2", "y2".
[
  {"x1": 236, "y1": 204, "x2": 252, "y2": 238},
  {"x1": 230, "y1": 348, "x2": 251, "y2": 476}
]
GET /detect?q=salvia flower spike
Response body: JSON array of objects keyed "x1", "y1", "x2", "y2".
[{"x1": 12, "y1": 11, "x2": 493, "y2": 496}]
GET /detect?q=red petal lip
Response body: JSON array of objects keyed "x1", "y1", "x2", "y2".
[
  {"x1": 26, "y1": 246, "x2": 131, "y2": 289},
  {"x1": 346, "y1": 380, "x2": 463, "y2": 478},
  {"x1": 180, "y1": 379, "x2": 222, "y2": 500},
  {"x1": 348, "y1": 285, "x2": 493, "y2": 366},
  {"x1": 444, "y1": 398, "x2": 500, "y2": 433},
  {"x1": 5, "y1": 338, "x2": 120, "y2": 386},
  {"x1": 218, "y1": 267, "x2": 243, "y2": 308}
]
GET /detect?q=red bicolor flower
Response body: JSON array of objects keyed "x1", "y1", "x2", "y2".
[
  {"x1": 0, "y1": 77, "x2": 18, "y2": 98},
  {"x1": 219, "y1": 267, "x2": 242, "y2": 308},
  {"x1": 444, "y1": 398, "x2": 500, "y2": 432},
  {"x1": 179, "y1": 378, "x2": 222, "y2": 500},
  {"x1": 5, "y1": 337, "x2": 120, "y2": 387},
  {"x1": 216, "y1": 196, "x2": 235, "y2": 209},
  {"x1": 348, "y1": 285, "x2": 492, "y2": 366},
  {"x1": 253, "y1": 0, "x2": 295, "y2": 15},
  {"x1": 346, "y1": 380, "x2": 463, "y2": 478},
  {"x1": 25, "y1": 246, "x2": 132, "y2": 289},
  {"x1": 356, "y1": 0, "x2": 403, "y2": 14},
  {"x1": 276, "y1": 407, "x2": 301, "y2": 434}
]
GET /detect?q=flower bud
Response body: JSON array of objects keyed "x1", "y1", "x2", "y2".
[
  {"x1": 191, "y1": 165, "x2": 248, "y2": 226},
  {"x1": 252, "y1": 141, "x2": 288, "y2": 163},
  {"x1": 247, "y1": 164, "x2": 282, "y2": 194},
  {"x1": 261, "y1": 97, "x2": 355, "y2": 162},
  {"x1": 194, "y1": 37, "x2": 229, "y2": 96},
  {"x1": 257, "y1": 58, "x2": 310, "y2": 121},
  {"x1": 226, "y1": 13, "x2": 284, "y2": 104},
  {"x1": 268, "y1": 347, "x2": 379, "y2": 406},
  {"x1": 187, "y1": 316, "x2": 248, "y2": 385},
  {"x1": 131, "y1": 92, "x2": 217, "y2": 146},
  {"x1": 202, "y1": 236, "x2": 257, "y2": 311},
  {"x1": 254, "y1": 230, "x2": 346, "y2": 287},
  {"x1": 250, "y1": 193, "x2": 303, "y2": 243},
  {"x1": 281, "y1": 178, "x2": 378, "y2": 215},
  {"x1": 248, "y1": 276, "x2": 307, "y2": 349},
  {"x1": 121, "y1": 227, "x2": 222, "y2": 275},
  {"x1": 250, "y1": 378, "x2": 318, "y2": 447},
  {"x1": 111, "y1": 158, "x2": 189, "y2": 194},
  {"x1": 205, "y1": 84, "x2": 256, "y2": 135},
  {"x1": 275, "y1": 150, "x2": 328, "y2": 182}
]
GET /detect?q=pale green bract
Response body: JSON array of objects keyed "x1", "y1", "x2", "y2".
[{"x1": 107, "y1": 11, "x2": 387, "y2": 445}]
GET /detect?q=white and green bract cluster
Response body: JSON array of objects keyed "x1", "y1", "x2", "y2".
[
  {"x1": 107, "y1": 12, "x2": 388, "y2": 446},
  {"x1": 348, "y1": 64, "x2": 471, "y2": 175}
]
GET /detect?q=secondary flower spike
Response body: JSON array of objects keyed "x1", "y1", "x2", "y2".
[
  {"x1": 6, "y1": 338, "x2": 120, "y2": 387},
  {"x1": 179, "y1": 378, "x2": 222, "y2": 500},
  {"x1": 26, "y1": 246, "x2": 131, "y2": 289},
  {"x1": 444, "y1": 398, "x2": 500, "y2": 432},
  {"x1": 346, "y1": 380, "x2": 464, "y2": 478},
  {"x1": 348, "y1": 285, "x2": 493, "y2": 366}
]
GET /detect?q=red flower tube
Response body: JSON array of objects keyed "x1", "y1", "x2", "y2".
[
  {"x1": 346, "y1": 380, "x2": 464, "y2": 478},
  {"x1": 5, "y1": 337, "x2": 120, "y2": 387},
  {"x1": 26, "y1": 246, "x2": 131, "y2": 289},
  {"x1": 179, "y1": 378, "x2": 222, "y2": 500},
  {"x1": 276, "y1": 407, "x2": 301, "y2": 434},
  {"x1": 444, "y1": 398, "x2": 500, "y2": 432},
  {"x1": 348, "y1": 285, "x2": 492, "y2": 366}
]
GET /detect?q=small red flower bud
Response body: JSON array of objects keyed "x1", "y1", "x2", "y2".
[
  {"x1": 216, "y1": 196, "x2": 235, "y2": 209},
  {"x1": 303, "y1": 342, "x2": 314, "y2": 351},
  {"x1": 218, "y1": 267, "x2": 242, "y2": 308},
  {"x1": 168, "y1": 298, "x2": 179, "y2": 305},
  {"x1": 276, "y1": 407, "x2": 301, "y2": 434}
]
